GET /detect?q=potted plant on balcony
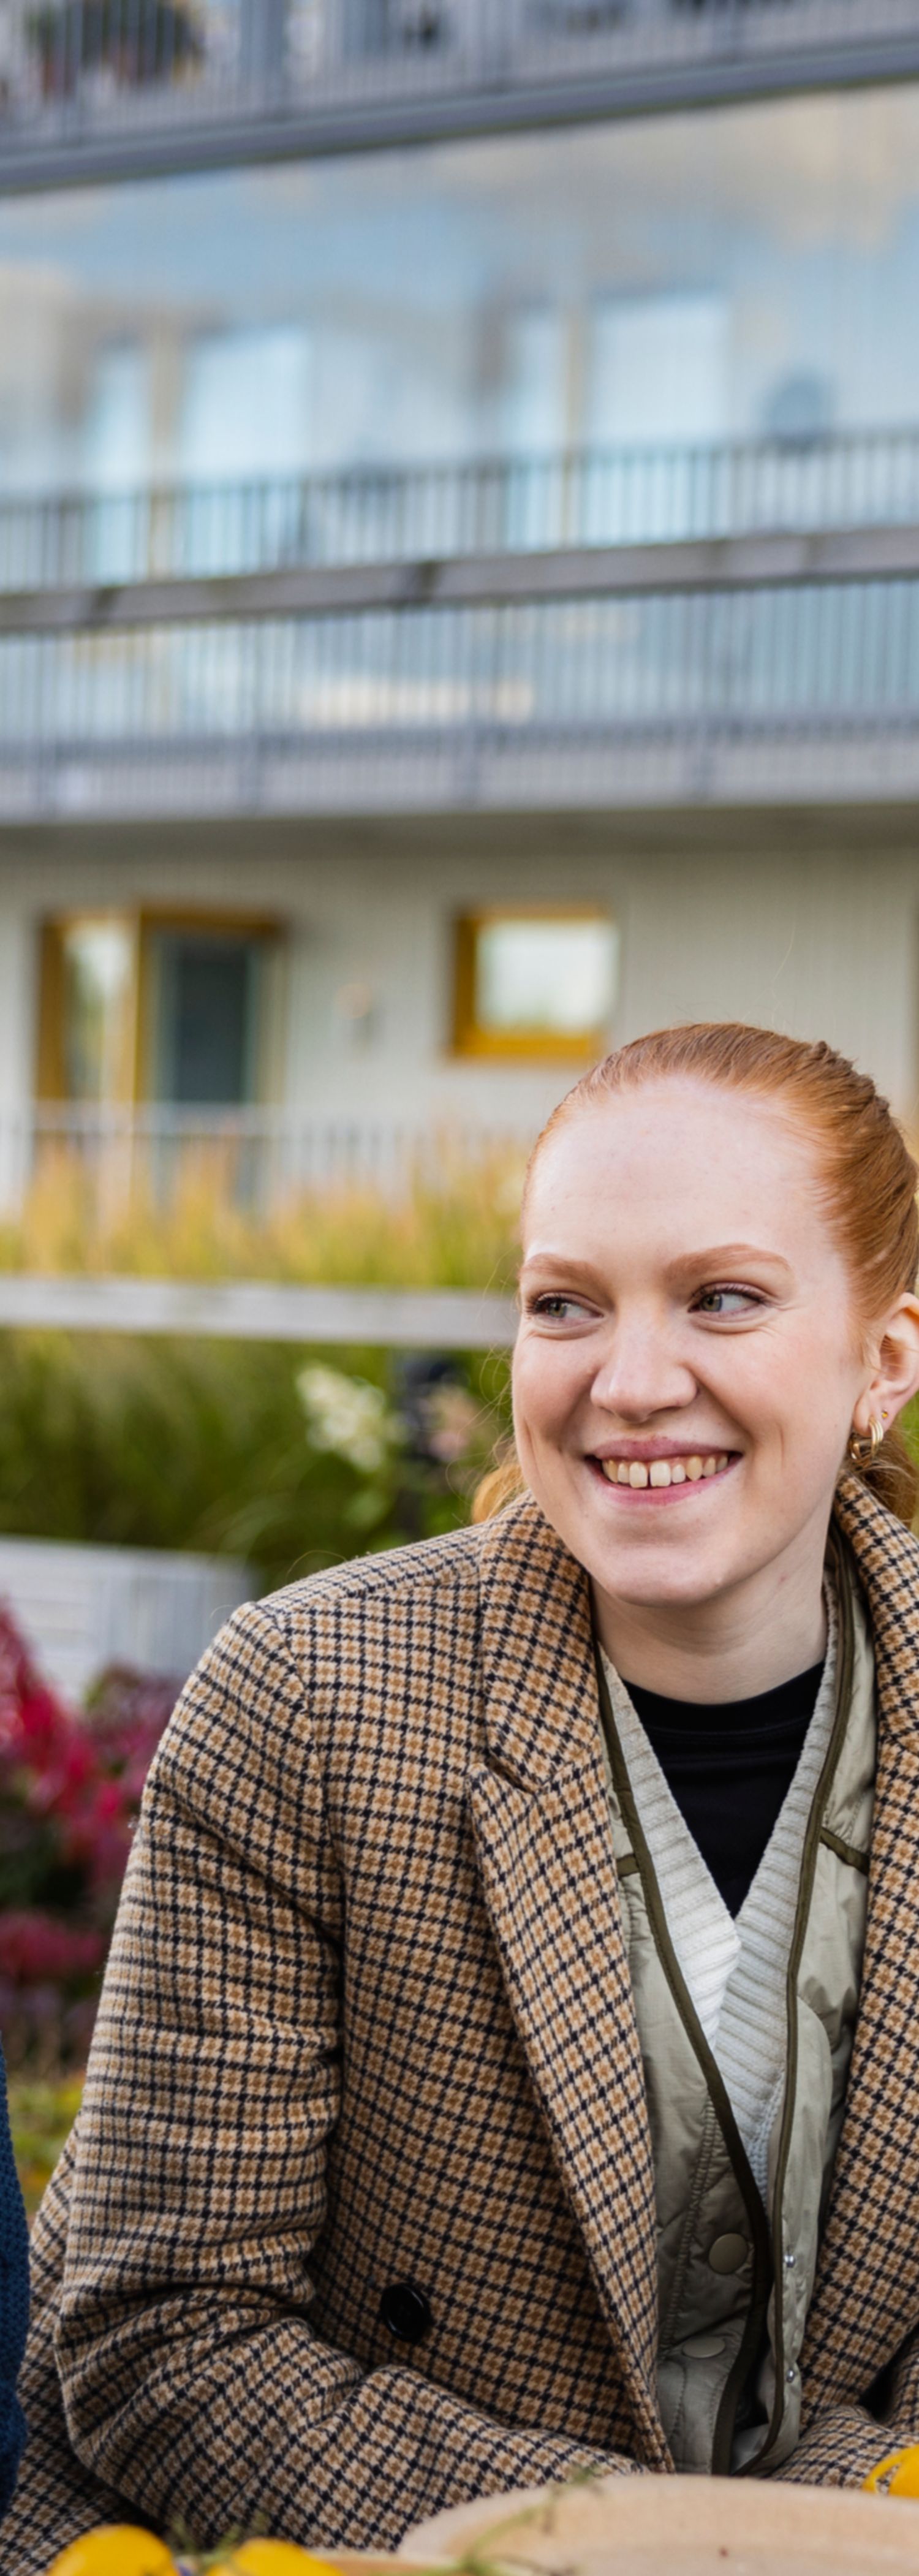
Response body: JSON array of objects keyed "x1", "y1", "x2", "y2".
[{"x1": 26, "y1": 0, "x2": 203, "y2": 99}]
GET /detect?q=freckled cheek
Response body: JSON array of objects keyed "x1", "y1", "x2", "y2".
[
  {"x1": 710, "y1": 1338, "x2": 831, "y2": 1460},
  {"x1": 513, "y1": 1344, "x2": 589, "y2": 1450}
]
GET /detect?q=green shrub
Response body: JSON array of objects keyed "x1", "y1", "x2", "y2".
[{"x1": 0, "y1": 1332, "x2": 510, "y2": 1591}]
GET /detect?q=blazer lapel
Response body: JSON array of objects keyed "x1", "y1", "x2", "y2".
[
  {"x1": 468, "y1": 1498, "x2": 667, "y2": 2468},
  {"x1": 803, "y1": 1475, "x2": 919, "y2": 2411}
]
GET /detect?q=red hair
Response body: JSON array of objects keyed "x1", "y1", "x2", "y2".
[{"x1": 475, "y1": 1022, "x2": 919, "y2": 1528}]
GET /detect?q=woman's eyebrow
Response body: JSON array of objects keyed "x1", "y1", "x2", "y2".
[
  {"x1": 665, "y1": 1243, "x2": 793, "y2": 1282},
  {"x1": 518, "y1": 1249, "x2": 605, "y2": 1285}
]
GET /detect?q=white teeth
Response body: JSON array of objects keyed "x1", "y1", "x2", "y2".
[{"x1": 599, "y1": 1451, "x2": 733, "y2": 1487}]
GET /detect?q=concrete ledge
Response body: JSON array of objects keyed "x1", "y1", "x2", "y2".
[
  {"x1": 5, "y1": 524, "x2": 919, "y2": 634},
  {"x1": 0, "y1": 1271, "x2": 517, "y2": 1347}
]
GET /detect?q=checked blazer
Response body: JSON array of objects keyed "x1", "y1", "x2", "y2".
[{"x1": 6, "y1": 1472, "x2": 919, "y2": 2570}]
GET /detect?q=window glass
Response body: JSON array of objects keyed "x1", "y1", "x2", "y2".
[
  {"x1": 502, "y1": 309, "x2": 568, "y2": 456},
  {"x1": 588, "y1": 294, "x2": 728, "y2": 448},
  {"x1": 82, "y1": 342, "x2": 151, "y2": 491},
  {"x1": 60, "y1": 919, "x2": 136, "y2": 1103},
  {"x1": 475, "y1": 915, "x2": 616, "y2": 1035},
  {"x1": 3, "y1": 89, "x2": 919, "y2": 496},
  {"x1": 152, "y1": 931, "x2": 259, "y2": 1105},
  {"x1": 456, "y1": 911, "x2": 618, "y2": 1055},
  {"x1": 180, "y1": 325, "x2": 312, "y2": 480}
]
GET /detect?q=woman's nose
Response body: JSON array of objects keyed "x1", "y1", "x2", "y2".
[{"x1": 589, "y1": 1323, "x2": 695, "y2": 1422}]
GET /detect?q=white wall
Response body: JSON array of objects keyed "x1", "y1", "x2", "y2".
[{"x1": 0, "y1": 809, "x2": 916, "y2": 1142}]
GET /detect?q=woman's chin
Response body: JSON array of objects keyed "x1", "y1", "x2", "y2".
[
  {"x1": 582, "y1": 1506, "x2": 745, "y2": 1608},
  {"x1": 592, "y1": 1549, "x2": 735, "y2": 1613}
]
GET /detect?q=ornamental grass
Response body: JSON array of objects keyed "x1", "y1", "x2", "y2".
[{"x1": 0, "y1": 1140, "x2": 523, "y2": 1293}]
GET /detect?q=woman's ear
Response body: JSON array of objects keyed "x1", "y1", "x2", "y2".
[{"x1": 857, "y1": 1294, "x2": 919, "y2": 1430}]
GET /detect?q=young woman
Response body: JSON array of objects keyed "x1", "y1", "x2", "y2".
[{"x1": 7, "y1": 1022, "x2": 919, "y2": 2572}]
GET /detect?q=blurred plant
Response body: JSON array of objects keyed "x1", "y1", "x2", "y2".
[
  {"x1": 0, "y1": 1331, "x2": 512, "y2": 2072},
  {"x1": 0, "y1": 1139, "x2": 521, "y2": 1294},
  {"x1": 0, "y1": 1615, "x2": 178, "y2": 2071},
  {"x1": 297, "y1": 1365, "x2": 398, "y2": 1477},
  {"x1": 395, "y1": 1354, "x2": 483, "y2": 1466},
  {"x1": 7, "y1": 2072, "x2": 84, "y2": 2219},
  {"x1": 0, "y1": 1332, "x2": 510, "y2": 1585}
]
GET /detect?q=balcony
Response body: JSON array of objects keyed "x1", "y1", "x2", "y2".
[
  {"x1": 0, "y1": 1106, "x2": 529, "y2": 1335},
  {"x1": 0, "y1": 1097, "x2": 513, "y2": 1201},
  {"x1": 0, "y1": 0, "x2": 917, "y2": 192},
  {"x1": 8, "y1": 427, "x2": 919, "y2": 583},
  {"x1": 1, "y1": 431, "x2": 919, "y2": 816}
]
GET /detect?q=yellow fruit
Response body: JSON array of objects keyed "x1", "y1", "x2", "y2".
[
  {"x1": 45, "y1": 2529, "x2": 178, "y2": 2576},
  {"x1": 216, "y1": 2550, "x2": 342, "y2": 2576},
  {"x1": 864, "y1": 2444, "x2": 919, "y2": 2496}
]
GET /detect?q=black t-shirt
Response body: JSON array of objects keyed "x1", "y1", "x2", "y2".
[{"x1": 624, "y1": 1661, "x2": 825, "y2": 1917}]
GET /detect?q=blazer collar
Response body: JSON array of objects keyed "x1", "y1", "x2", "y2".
[
  {"x1": 474, "y1": 1493, "x2": 610, "y2": 1787},
  {"x1": 469, "y1": 1496, "x2": 668, "y2": 2468},
  {"x1": 802, "y1": 1475, "x2": 919, "y2": 2408}
]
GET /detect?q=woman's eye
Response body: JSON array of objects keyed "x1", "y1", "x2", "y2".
[
  {"x1": 528, "y1": 1292, "x2": 592, "y2": 1322},
  {"x1": 694, "y1": 1286, "x2": 760, "y2": 1317}
]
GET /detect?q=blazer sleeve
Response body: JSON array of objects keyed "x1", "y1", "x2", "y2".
[
  {"x1": 776, "y1": 2339, "x2": 919, "y2": 2488},
  {"x1": 0, "y1": 2041, "x2": 28, "y2": 2524},
  {"x1": 55, "y1": 1601, "x2": 636, "y2": 2553}
]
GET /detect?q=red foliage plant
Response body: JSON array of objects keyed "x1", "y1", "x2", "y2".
[{"x1": 0, "y1": 1607, "x2": 178, "y2": 2069}]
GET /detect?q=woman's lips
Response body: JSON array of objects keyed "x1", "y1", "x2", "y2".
[{"x1": 590, "y1": 1450, "x2": 737, "y2": 1494}]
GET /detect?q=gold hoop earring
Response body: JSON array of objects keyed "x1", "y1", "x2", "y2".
[{"x1": 847, "y1": 1416, "x2": 885, "y2": 1468}]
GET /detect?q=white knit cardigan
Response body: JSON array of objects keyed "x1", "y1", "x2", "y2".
[{"x1": 602, "y1": 1584, "x2": 838, "y2": 2199}]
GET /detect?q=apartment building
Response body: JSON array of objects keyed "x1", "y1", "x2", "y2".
[{"x1": 0, "y1": 2, "x2": 918, "y2": 1201}]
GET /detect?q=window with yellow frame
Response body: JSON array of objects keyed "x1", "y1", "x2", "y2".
[
  {"x1": 453, "y1": 909, "x2": 619, "y2": 1061},
  {"x1": 37, "y1": 910, "x2": 282, "y2": 1108}
]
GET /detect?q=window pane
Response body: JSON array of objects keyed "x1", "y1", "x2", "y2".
[
  {"x1": 588, "y1": 294, "x2": 728, "y2": 448},
  {"x1": 82, "y1": 343, "x2": 151, "y2": 493},
  {"x1": 474, "y1": 917, "x2": 618, "y2": 1036},
  {"x1": 180, "y1": 326, "x2": 312, "y2": 480},
  {"x1": 61, "y1": 920, "x2": 135, "y2": 1104},
  {"x1": 153, "y1": 934, "x2": 256, "y2": 1105}
]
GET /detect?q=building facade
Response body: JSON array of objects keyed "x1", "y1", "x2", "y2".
[{"x1": 1, "y1": 2, "x2": 919, "y2": 1196}]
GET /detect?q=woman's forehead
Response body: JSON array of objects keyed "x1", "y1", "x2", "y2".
[
  {"x1": 524, "y1": 1083, "x2": 823, "y2": 1246},
  {"x1": 532, "y1": 1080, "x2": 811, "y2": 1178}
]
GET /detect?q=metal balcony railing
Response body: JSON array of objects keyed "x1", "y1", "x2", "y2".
[
  {"x1": 6, "y1": 430, "x2": 919, "y2": 592},
  {"x1": 0, "y1": 0, "x2": 917, "y2": 191},
  {"x1": 0, "y1": 1100, "x2": 531, "y2": 1213},
  {"x1": 1, "y1": 575, "x2": 919, "y2": 816},
  {"x1": 1, "y1": 433, "x2": 918, "y2": 814}
]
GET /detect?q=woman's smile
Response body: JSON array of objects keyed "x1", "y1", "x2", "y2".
[{"x1": 589, "y1": 1447, "x2": 738, "y2": 1496}]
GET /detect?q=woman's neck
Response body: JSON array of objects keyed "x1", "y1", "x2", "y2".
[{"x1": 591, "y1": 1531, "x2": 830, "y2": 1705}]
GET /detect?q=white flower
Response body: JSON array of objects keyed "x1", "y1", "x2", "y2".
[{"x1": 297, "y1": 1363, "x2": 398, "y2": 1476}]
